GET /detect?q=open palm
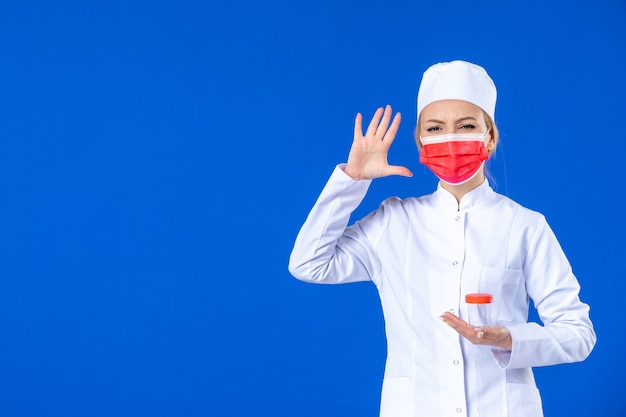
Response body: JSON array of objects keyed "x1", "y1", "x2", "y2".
[{"x1": 344, "y1": 105, "x2": 413, "y2": 180}]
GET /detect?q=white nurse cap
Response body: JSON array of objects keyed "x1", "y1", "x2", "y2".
[{"x1": 417, "y1": 60, "x2": 497, "y2": 121}]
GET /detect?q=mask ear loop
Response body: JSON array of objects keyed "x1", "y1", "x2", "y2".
[{"x1": 483, "y1": 128, "x2": 493, "y2": 153}]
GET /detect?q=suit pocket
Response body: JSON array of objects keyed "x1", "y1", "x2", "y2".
[
  {"x1": 379, "y1": 377, "x2": 412, "y2": 417},
  {"x1": 479, "y1": 267, "x2": 523, "y2": 323},
  {"x1": 506, "y1": 382, "x2": 543, "y2": 416}
]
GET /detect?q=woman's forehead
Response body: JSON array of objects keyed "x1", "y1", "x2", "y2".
[{"x1": 421, "y1": 99, "x2": 484, "y2": 120}]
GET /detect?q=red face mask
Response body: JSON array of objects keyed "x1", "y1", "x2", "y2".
[{"x1": 419, "y1": 132, "x2": 489, "y2": 185}]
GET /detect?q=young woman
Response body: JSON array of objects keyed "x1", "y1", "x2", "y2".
[{"x1": 288, "y1": 60, "x2": 595, "y2": 417}]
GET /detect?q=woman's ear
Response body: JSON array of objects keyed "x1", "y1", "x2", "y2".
[
  {"x1": 414, "y1": 124, "x2": 423, "y2": 150},
  {"x1": 485, "y1": 136, "x2": 495, "y2": 155}
]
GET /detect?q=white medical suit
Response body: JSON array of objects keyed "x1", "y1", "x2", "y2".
[{"x1": 288, "y1": 165, "x2": 596, "y2": 417}]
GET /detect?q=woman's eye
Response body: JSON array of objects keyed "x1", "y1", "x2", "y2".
[
  {"x1": 426, "y1": 126, "x2": 442, "y2": 132},
  {"x1": 459, "y1": 124, "x2": 476, "y2": 130}
]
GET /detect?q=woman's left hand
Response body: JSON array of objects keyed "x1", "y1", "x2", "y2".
[{"x1": 440, "y1": 311, "x2": 512, "y2": 350}]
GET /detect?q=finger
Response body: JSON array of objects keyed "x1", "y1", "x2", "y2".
[
  {"x1": 440, "y1": 311, "x2": 465, "y2": 326},
  {"x1": 354, "y1": 113, "x2": 363, "y2": 139},
  {"x1": 479, "y1": 326, "x2": 512, "y2": 348},
  {"x1": 375, "y1": 105, "x2": 392, "y2": 139},
  {"x1": 441, "y1": 312, "x2": 512, "y2": 347},
  {"x1": 440, "y1": 312, "x2": 472, "y2": 332},
  {"x1": 365, "y1": 107, "x2": 384, "y2": 138},
  {"x1": 469, "y1": 326, "x2": 495, "y2": 343},
  {"x1": 479, "y1": 326, "x2": 503, "y2": 339},
  {"x1": 386, "y1": 165, "x2": 413, "y2": 178},
  {"x1": 440, "y1": 312, "x2": 482, "y2": 340},
  {"x1": 382, "y1": 112, "x2": 402, "y2": 143}
]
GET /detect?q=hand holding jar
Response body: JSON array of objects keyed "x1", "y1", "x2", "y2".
[{"x1": 440, "y1": 293, "x2": 513, "y2": 350}]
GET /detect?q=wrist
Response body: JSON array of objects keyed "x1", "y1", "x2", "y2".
[{"x1": 343, "y1": 165, "x2": 364, "y2": 181}]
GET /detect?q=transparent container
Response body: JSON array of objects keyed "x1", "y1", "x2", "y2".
[{"x1": 465, "y1": 293, "x2": 493, "y2": 328}]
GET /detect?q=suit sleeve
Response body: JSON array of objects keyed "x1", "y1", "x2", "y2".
[
  {"x1": 493, "y1": 216, "x2": 596, "y2": 368},
  {"x1": 288, "y1": 164, "x2": 383, "y2": 285}
]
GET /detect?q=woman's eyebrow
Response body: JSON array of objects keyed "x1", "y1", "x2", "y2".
[
  {"x1": 456, "y1": 117, "x2": 478, "y2": 123},
  {"x1": 424, "y1": 116, "x2": 478, "y2": 124}
]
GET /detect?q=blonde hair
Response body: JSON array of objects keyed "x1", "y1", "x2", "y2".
[{"x1": 414, "y1": 110, "x2": 499, "y2": 156}]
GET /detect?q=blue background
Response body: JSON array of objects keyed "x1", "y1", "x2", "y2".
[{"x1": 0, "y1": 1, "x2": 624, "y2": 416}]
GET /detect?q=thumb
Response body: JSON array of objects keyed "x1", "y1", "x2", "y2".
[{"x1": 386, "y1": 165, "x2": 413, "y2": 178}]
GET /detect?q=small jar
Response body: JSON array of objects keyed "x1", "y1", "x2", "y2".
[{"x1": 465, "y1": 293, "x2": 493, "y2": 328}]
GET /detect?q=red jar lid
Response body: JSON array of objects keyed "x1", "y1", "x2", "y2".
[{"x1": 465, "y1": 293, "x2": 493, "y2": 304}]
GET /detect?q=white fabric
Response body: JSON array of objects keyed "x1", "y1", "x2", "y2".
[
  {"x1": 417, "y1": 60, "x2": 497, "y2": 120},
  {"x1": 420, "y1": 131, "x2": 487, "y2": 146},
  {"x1": 289, "y1": 165, "x2": 596, "y2": 417}
]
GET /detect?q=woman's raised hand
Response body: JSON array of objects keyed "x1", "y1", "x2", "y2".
[{"x1": 344, "y1": 105, "x2": 413, "y2": 180}]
